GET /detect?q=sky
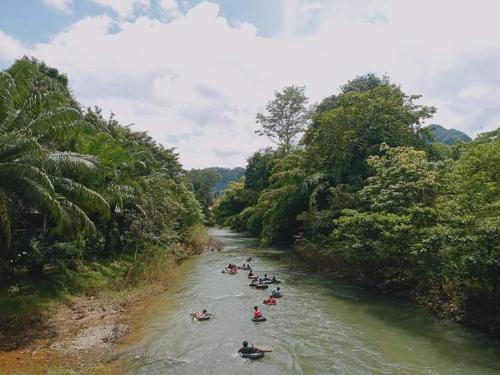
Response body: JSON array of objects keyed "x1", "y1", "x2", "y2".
[{"x1": 1, "y1": 0, "x2": 499, "y2": 168}]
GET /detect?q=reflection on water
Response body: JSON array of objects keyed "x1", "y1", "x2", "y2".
[{"x1": 114, "y1": 228, "x2": 500, "y2": 374}]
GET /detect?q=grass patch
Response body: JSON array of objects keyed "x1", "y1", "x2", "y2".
[
  {"x1": 186, "y1": 224, "x2": 222, "y2": 254},
  {"x1": 0, "y1": 243, "x2": 187, "y2": 350}
]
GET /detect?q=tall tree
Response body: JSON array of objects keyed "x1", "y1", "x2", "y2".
[
  {"x1": 255, "y1": 85, "x2": 311, "y2": 152},
  {"x1": 0, "y1": 62, "x2": 109, "y2": 250}
]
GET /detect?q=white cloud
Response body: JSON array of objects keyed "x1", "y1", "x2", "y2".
[
  {"x1": 160, "y1": 0, "x2": 181, "y2": 19},
  {"x1": 41, "y1": 0, "x2": 72, "y2": 12},
  {"x1": 299, "y1": 1, "x2": 324, "y2": 14},
  {"x1": 458, "y1": 85, "x2": 495, "y2": 100},
  {"x1": 1, "y1": 0, "x2": 500, "y2": 167},
  {"x1": 90, "y1": 0, "x2": 150, "y2": 18},
  {"x1": 0, "y1": 31, "x2": 26, "y2": 61}
]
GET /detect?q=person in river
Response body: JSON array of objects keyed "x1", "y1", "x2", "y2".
[
  {"x1": 191, "y1": 309, "x2": 211, "y2": 319},
  {"x1": 271, "y1": 276, "x2": 278, "y2": 283},
  {"x1": 264, "y1": 295, "x2": 276, "y2": 305},
  {"x1": 272, "y1": 287, "x2": 282, "y2": 298},
  {"x1": 262, "y1": 274, "x2": 270, "y2": 281},
  {"x1": 238, "y1": 341, "x2": 260, "y2": 354},
  {"x1": 253, "y1": 305, "x2": 263, "y2": 319}
]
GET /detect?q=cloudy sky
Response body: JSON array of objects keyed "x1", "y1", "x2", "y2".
[{"x1": 1, "y1": 0, "x2": 499, "y2": 168}]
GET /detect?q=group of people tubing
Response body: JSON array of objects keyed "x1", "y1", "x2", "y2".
[{"x1": 191, "y1": 256, "x2": 283, "y2": 359}]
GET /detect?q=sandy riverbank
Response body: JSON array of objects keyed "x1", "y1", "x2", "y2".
[{"x1": 0, "y1": 256, "x2": 199, "y2": 375}]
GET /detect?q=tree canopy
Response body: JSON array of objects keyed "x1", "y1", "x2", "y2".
[
  {"x1": 0, "y1": 57, "x2": 203, "y2": 280},
  {"x1": 255, "y1": 85, "x2": 311, "y2": 152},
  {"x1": 214, "y1": 73, "x2": 500, "y2": 335}
]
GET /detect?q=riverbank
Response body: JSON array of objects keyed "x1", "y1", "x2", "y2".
[
  {"x1": 0, "y1": 232, "x2": 222, "y2": 374},
  {"x1": 287, "y1": 247, "x2": 492, "y2": 337}
]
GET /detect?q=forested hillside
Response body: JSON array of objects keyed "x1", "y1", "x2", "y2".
[
  {"x1": 425, "y1": 124, "x2": 472, "y2": 144},
  {"x1": 209, "y1": 167, "x2": 245, "y2": 194},
  {"x1": 214, "y1": 75, "x2": 500, "y2": 335},
  {"x1": 186, "y1": 167, "x2": 244, "y2": 223}
]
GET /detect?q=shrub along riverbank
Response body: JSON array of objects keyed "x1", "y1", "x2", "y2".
[
  {"x1": 214, "y1": 75, "x2": 500, "y2": 336},
  {"x1": 0, "y1": 57, "x2": 212, "y2": 364}
]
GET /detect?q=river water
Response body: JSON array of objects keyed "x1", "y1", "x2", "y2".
[{"x1": 115, "y1": 228, "x2": 500, "y2": 374}]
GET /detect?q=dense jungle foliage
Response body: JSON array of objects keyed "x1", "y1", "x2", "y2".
[
  {"x1": 0, "y1": 58, "x2": 204, "y2": 286},
  {"x1": 214, "y1": 75, "x2": 500, "y2": 335}
]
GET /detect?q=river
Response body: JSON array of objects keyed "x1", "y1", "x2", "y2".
[{"x1": 113, "y1": 228, "x2": 500, "y2": 374}]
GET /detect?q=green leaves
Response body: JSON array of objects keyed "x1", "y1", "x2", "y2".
[
  {"x1": 0, "y1": 60, "x2": 108, "y2": 247},
  {"x1": 304, "y1": 77, "x2": 435, "y2": 183},
  {"x1": 361, "y1": 145, "x2": 442, "y2": 213},
  {"x1": 255, "y1": 85, "x2": 311, "y2": 151},
  {"x1": 0, "y1": 58, "x2": 205, "y2": 282}
]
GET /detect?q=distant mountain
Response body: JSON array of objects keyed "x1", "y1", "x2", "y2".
[
  {"x1": 207, "y1": 167, "x2": 245, "y2": 194},
  {"x1": 425, "y1": 124, "x2": 472, "y2": 145}
]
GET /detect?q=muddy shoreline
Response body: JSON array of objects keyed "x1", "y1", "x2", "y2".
[{"x1": 0, "y1": 256, "x2": 197, "y2": 375}]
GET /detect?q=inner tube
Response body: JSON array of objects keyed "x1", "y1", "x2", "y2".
[
  {"x1": 251, "y1": 317, "x2": 267, "y2": 322},
  {"x1": 269, "y1": 280, "x2": 282, "y2": 284},
  {"x1": 272, "y1": 293, "x2": 282, "y2": 298},
  {"x1": 255, "y1": 284, "x2": 268, "y2": 289},
  {"x1": 241, "y1": 352, "x2": 264, "y2": 360},
  {"x1": 263, "y1": 300, "x2": 276, "y2": 305},
  {"x1": 194, "y1": 315, "x2": 211, "y2": 321},
  {"x1": 249, "y1": 283, "x2": 257, "y2": 287},
  {"x1": 248, "y1": 275, "x2": 258, "y2": 279}
]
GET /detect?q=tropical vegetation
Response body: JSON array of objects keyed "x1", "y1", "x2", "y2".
[
  {"x1": 214, "y1": 76, "x2": 500, "y2": 335},
  {"x1": 0, "y1": 57, "x2": 204, "y2": 294}
]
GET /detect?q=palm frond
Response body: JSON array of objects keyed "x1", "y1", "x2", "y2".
[
  {"x1": 57, "y1": 196, "x2": 96, "y2": 238},
  {"x1": 0, "y1": 135, "x2": 42, "y2": 162},
  {"x1": 0, "y1": 162, "x2": 55, "y2": 194},
  {"x1": 47, "y1": 152, "x2": 99, "y2": 177},
  {"x1": 52, "y1": 177, "x2": 110, "y2": 219},
  {"x1": 25, "y1": 108, "x2": 94, "y2": 140},
  {"x1": 104, "y1": 183, "x2": 138, "y2": 210},
  {"x1": 9, "y1": 87, "x2": 64, "y2": 131},
  {"x1": 17, "y1": 176, "x2": 62, "y2": 225},
  {"x1": 0, "y1": 71, "x2": 16, "y2": 126}
]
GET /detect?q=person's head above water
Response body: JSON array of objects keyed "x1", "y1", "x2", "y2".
[
  {"x1": 277, "y1": 287, "x2": 280, "y2": 290},
  {"x1": 242, "y1": 341, "x2": 248, "y2": 347},
  {"x1": 202, "y1": 309, "x2": 207, "y2": 314},
  {"x1": 254, "y1": 306, "x2": 258, "y2": 311}
]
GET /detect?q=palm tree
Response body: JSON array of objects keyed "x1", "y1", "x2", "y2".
[{"x1": 0, "y1": 60, "x2": 110, "y2": 248}]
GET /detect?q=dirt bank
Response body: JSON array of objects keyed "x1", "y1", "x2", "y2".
[
  {"x1": 0, "y1": 281, "x2": 171, "y2": 374},
  {"x1": 0, "y1": 234, "x2": 222, "y2": 374}
]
